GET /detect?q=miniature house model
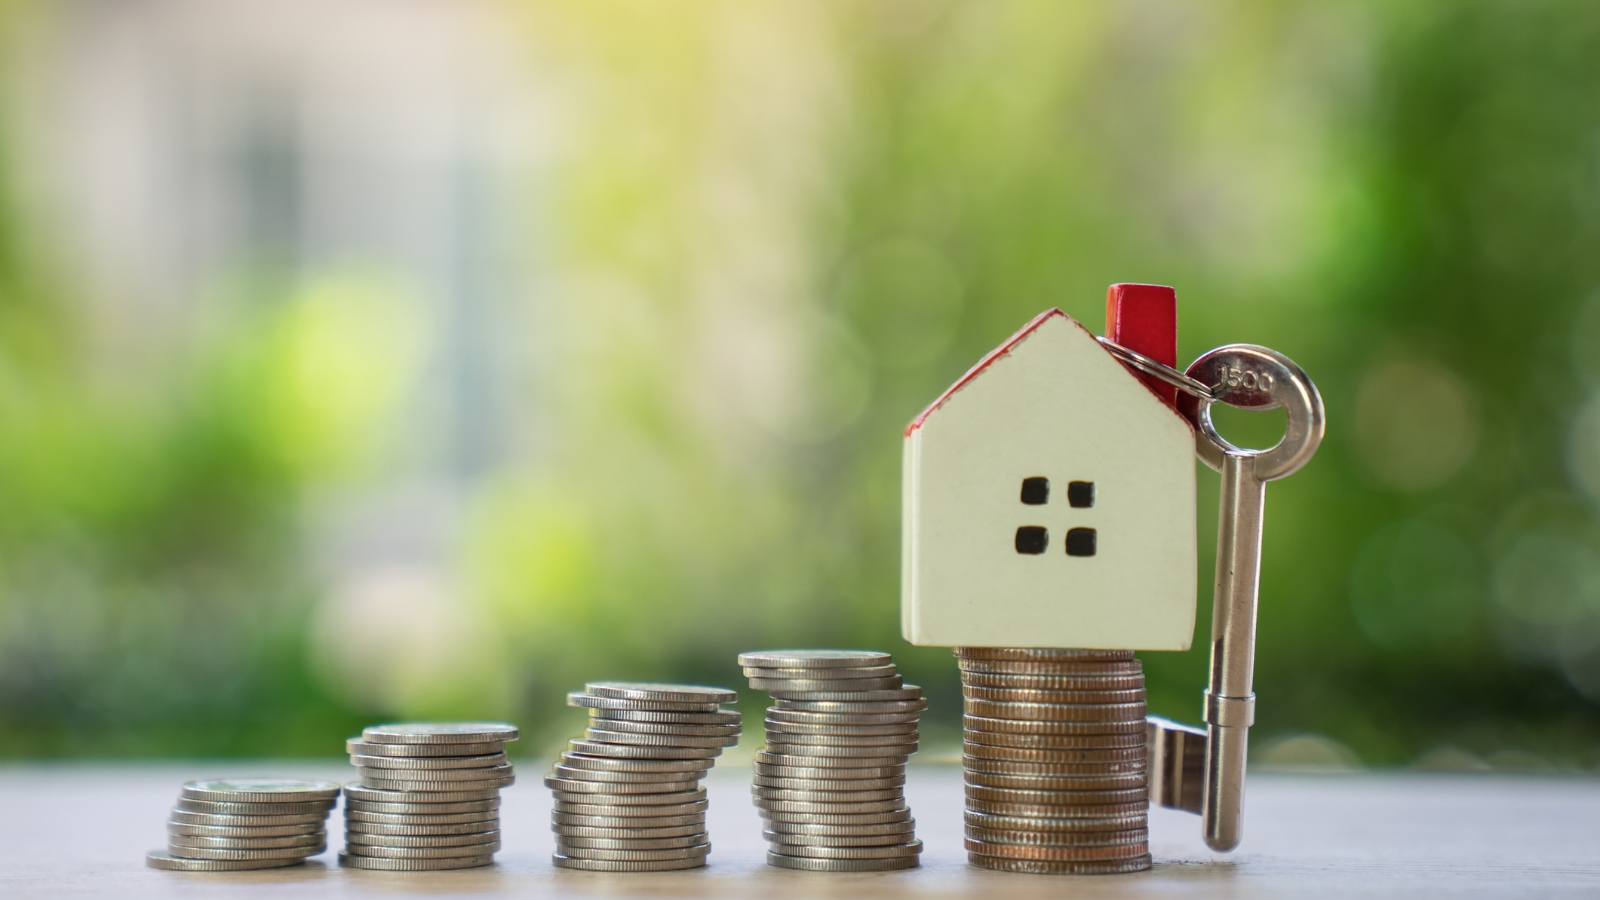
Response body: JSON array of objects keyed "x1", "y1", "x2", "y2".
[{"x1": 901, "y1": 306, "x2": 1196, "y2": 650}]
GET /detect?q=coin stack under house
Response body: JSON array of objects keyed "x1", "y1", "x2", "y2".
[
  {"x1": 956, "y1": 647, "x2": 1150, "y2": 874},
  {"x1": 740, "y1": 649, "x2": 925, "y2": 872},
  {"x1": 340, "y1": 723, "x2": 519, "y2": 871},
  {"x1": 546, "y1": 682, "x2": 741, "y2": 872},
  {"x1": 147, "y1": 779, "x2": 339, "y2": 871}
]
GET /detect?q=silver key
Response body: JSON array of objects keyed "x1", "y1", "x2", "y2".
[{"x1": 1178, "y1": 345, "x2": 1324, "y2": 852}]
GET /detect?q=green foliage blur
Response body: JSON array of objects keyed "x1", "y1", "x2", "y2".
[{"x1": 1, "y1": 0, "x2": 1599, "y2": 768}]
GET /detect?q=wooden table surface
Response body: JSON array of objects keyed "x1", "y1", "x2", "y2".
[{"x1": 2, "y1": 762, "x2": 1597, "y2": 898}]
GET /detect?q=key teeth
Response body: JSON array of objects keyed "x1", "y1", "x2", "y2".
[{"x1": 1144, "y1": 717, "x2": 1205, "y2": 815}]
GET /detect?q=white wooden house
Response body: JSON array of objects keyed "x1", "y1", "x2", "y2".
[{"x1": 901, "y1": 307, "x2": 1197, "y2": 650}]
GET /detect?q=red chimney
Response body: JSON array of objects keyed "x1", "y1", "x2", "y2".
[{"x1": 1105, "y1": 283, "x2": 1178, "y2": 410}]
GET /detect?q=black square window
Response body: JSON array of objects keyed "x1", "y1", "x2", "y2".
[
  {"x1": 1020, "y1": 477, "x2": 1049, "y2": 505},
  {"x1": 1067, "y1": 481, "x2": 1095, "y2": 508},
  {"x1": 1065, "y1": 527, "x2": 1097, "y2": 557},
  {"x1": 1015, "y1": 526, "x2": 1048, "y2": 555}
]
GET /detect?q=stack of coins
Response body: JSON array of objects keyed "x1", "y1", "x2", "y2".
[
  {"x1": 340, "y1": 722, "x2": 519, "y2": 871},
  {"x1": 956, "y1": 647, "x2": 1150, "y2": 874},
  {"x1": 740, "y1": 649, "x2": 925, "y2": 872},
  {"x1": 146, "y1": 779, "x2": 339, "y2": 871},
  {"x1": 546, "y1": 682, "x2": 741, "y2": 872}
]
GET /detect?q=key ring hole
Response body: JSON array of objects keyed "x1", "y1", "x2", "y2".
[{"x1": 1205, "y1": 403, "x2": 1288, "y2": 455}]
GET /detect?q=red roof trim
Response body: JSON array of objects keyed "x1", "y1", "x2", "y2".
[{"x1": 904, "y1": 308, "x2": 1066, "y2": 436}]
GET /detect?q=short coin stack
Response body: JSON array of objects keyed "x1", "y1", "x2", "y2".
[
  {"x1": 340, "y1": 722, "x2": 519, "y2": 871},
  {"x1": 546, "y1": 682, "x2": 741, "y2": 872},
  {"x1": 957, "y1": 647, "x2": 1150, "y2": 874},
  {"x1": 740, "y1": 649, "x2": 924, "y2": 871},
  {"x1": 147, "y1": 779, "x2": 338, "y2": 871}
]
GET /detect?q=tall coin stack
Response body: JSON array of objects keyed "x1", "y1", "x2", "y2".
[
  {"x1": 740, "y1": 649, "x2": 925, "y2": 872},
  {"x1": 546, "y1": 682, "x2": 741, "y2": 872},
  {"x1": 147, "y1": 779, "x2": 338, "y2": 871},
  {"x1": 340, "y1": 722, "x2": 519, "y2": 871},
  {"x1": 956, "y1": 647, "x2": 1150, "y2": 874}
]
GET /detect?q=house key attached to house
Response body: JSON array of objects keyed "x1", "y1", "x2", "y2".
[{"x1": 1152, "y1": 344, "x2": 1325, "y2": 852}]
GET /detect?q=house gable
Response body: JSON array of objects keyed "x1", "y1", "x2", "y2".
[{"x1": 901, "y1": 310, "x2": 1197, "y2": 650}]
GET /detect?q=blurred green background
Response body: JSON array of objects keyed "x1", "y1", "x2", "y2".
[{"x1": 0, "y1": 0, "x2": 1597, "y2": 770}]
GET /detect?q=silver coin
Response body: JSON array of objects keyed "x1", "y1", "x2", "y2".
[
  {"x1": 345, "y1": 739, "x2": 504, "y2": 758},
  {"x1": 753, "y1": 763, "x2": 906, "y2": 780},
  {"x1": 361, "y1": 722, "x2": 519, "y2": 745},
  {"x1": 963, "y1": 716, "x2": 1147, "y2": 737},
  {"x1": 355, "y1": 763, "x2": 513, "y2": 782},
  {"x1": 965, "y1": 825, "x2": 1148, "y2": 847},
  {"x1": 167, "y1": 822, "x2": 322, "y2": 838},
  {"x1": 169, "y1": 810, "x2": 326, "y2": 827},
  {"x1": 738, "y1": 650, "x2": 891, "y2": 668},
  {"x1": 756, "y1": 798, "x2": 908, "y2": 814},
  {"x1": 963, "y1": 726, "x2": 1147, "y2": 748},
  {"x1": 584, "y1": 729, "x2": 737, "y2": 749},
  {"x1": 774, "y1": 699, "x2": 927, "y2": 713},
  {"x1": 556, "y1": 843, "x2": 709, "y2": 861},
  {"x1": 763, "y1": 739, "x2": 919, "y2": 756},
  {"x1": 755, "y1": 751, "x2": 910, "y2": 768},
  {"x1": 752, "y1": 788, "x2": 905, "y2": 804},
  {"x1": 567, "y1": 739, "x2": 721, "y2": 760},
  {"x1": 180, "y1": 780, "x2": 340, "y2": 804},
  {"x1": 553, "y1": 823, "x2": 707, "y2": 839},
  {"x1": 167, "y1": 834, "x2": 324, "y2": 850},
  {"x1": 963, "y1": 699, "x2": 1147, "y2": 722},
  {"x1": 591, "y1": 709, "x2": 741, "y2": 725},
  {"x1": 763, "y1": 830, "x2": 916, "y2": 848},
  {"x1": 769, "y1": 840, "x2": 921, "y2": 860},
  {"x1": 962, "y1": 752, "x2": 1148, "y2": 774},
  {"x1": 552, "y1": 853, "x2": 704, "y2": 872},
  {"x1": 765, "y1": 720, "x2": 918, "y2": 737},
  {"x1": 344, "y1": 783, "x2": 503, "y2": 803},
  {"x1": 742, "y1": 665, "x2": 900, "y2": 680},
  {"x1": 350, "y1": 752, "x2": 508, "y2": 770},
  {"x1": 764, "y1": 733, "x2": 928, "y2": 746},
  {"x1": 346, "y1": 830, "x2": 500, "y2": 848},
  {"x1": 761, "y1": 808, "x2": 913, "y2": 825},
  {"x1": 174, "y1": 799, "x2": 334, "y2": 816},
  {"x1": 766, "y1": 819, "x2": 915, "y2": 836},
  {"x1": 580, "y1": 719, "x2": 741, "y2": 738},
  {"x1": 347, "y1": 810, "x2": 498, "y2": 826},
  {"x1": 359, "y1": 774, "x2": 513, "y2": 792},
  {"x1": 551, "y1": 788, "x2": 706, "y2": 806},
  {"x1": 568, "y1": 693, "x2": 723, "y2": 713},
  {"x1": 768, "y1": 688, "x2": 926, "y2": 703},
  {"x1": 749, "y1": 677, "x2": 903, "y2": 692},
  {"x1": 542, "y1": 776, "x2": 700, "y2": 795},
  {"x1": 964, "y1": 784, "x2": 1147, "y2": 805},
  {"x1": 766, "y1": 852, "x2": 918, "y2": 871},
  {"x1": 552, "y1": 812, "x2": 706, "y2": 829},
  {"x1": 551, "y1": 764, "x2": 706, "y2": 785},
  {"x1": 145, "y1": 850, "x2": 303, "y2": 871},
  {"x1": 345, "y1": 797, "x2": 499, "y2": 815},
  {"x1": 339, "y1": 852, "x2": 492, "y2": 870},
  {"x1": 164, "y1": 843, "x2": 326, "y2": 860},
  {"x1": 584, "y1": 682, "x2": 738, "y2": 704},
  {"x1": 752, "y1": 774, "x2": 905, "y2": 791},
  {"x1": 955, "y1": 647, "x2": 1134, "y2": 662},
  {"x1": 554, "y1": 800, "x2": 707, "y2": 818},
  {"x1": 964, "y1": 810, "x2": 1147, "y2": 833},
  {"x1": 346, "y1": 821, "x2": 498, "y2": 837},
  {"x1": 556, "y1": 833, "x2": 708, "y2": 851},
  {"x1": 964, "y1": 771, "x2": 1146, "y2": 791},
  {"x1": 559, "y1": 753, "x2": 713, "y2": 774},
  {"x1": 766, "y1": 709, "x2": 920, "y2": 726},
  {"x1": 965, "y1": 798, "x2": 1148, "y2": 818},
  {"x1": 346, "y1": 841, "x2": 501, "y2": 859}
]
